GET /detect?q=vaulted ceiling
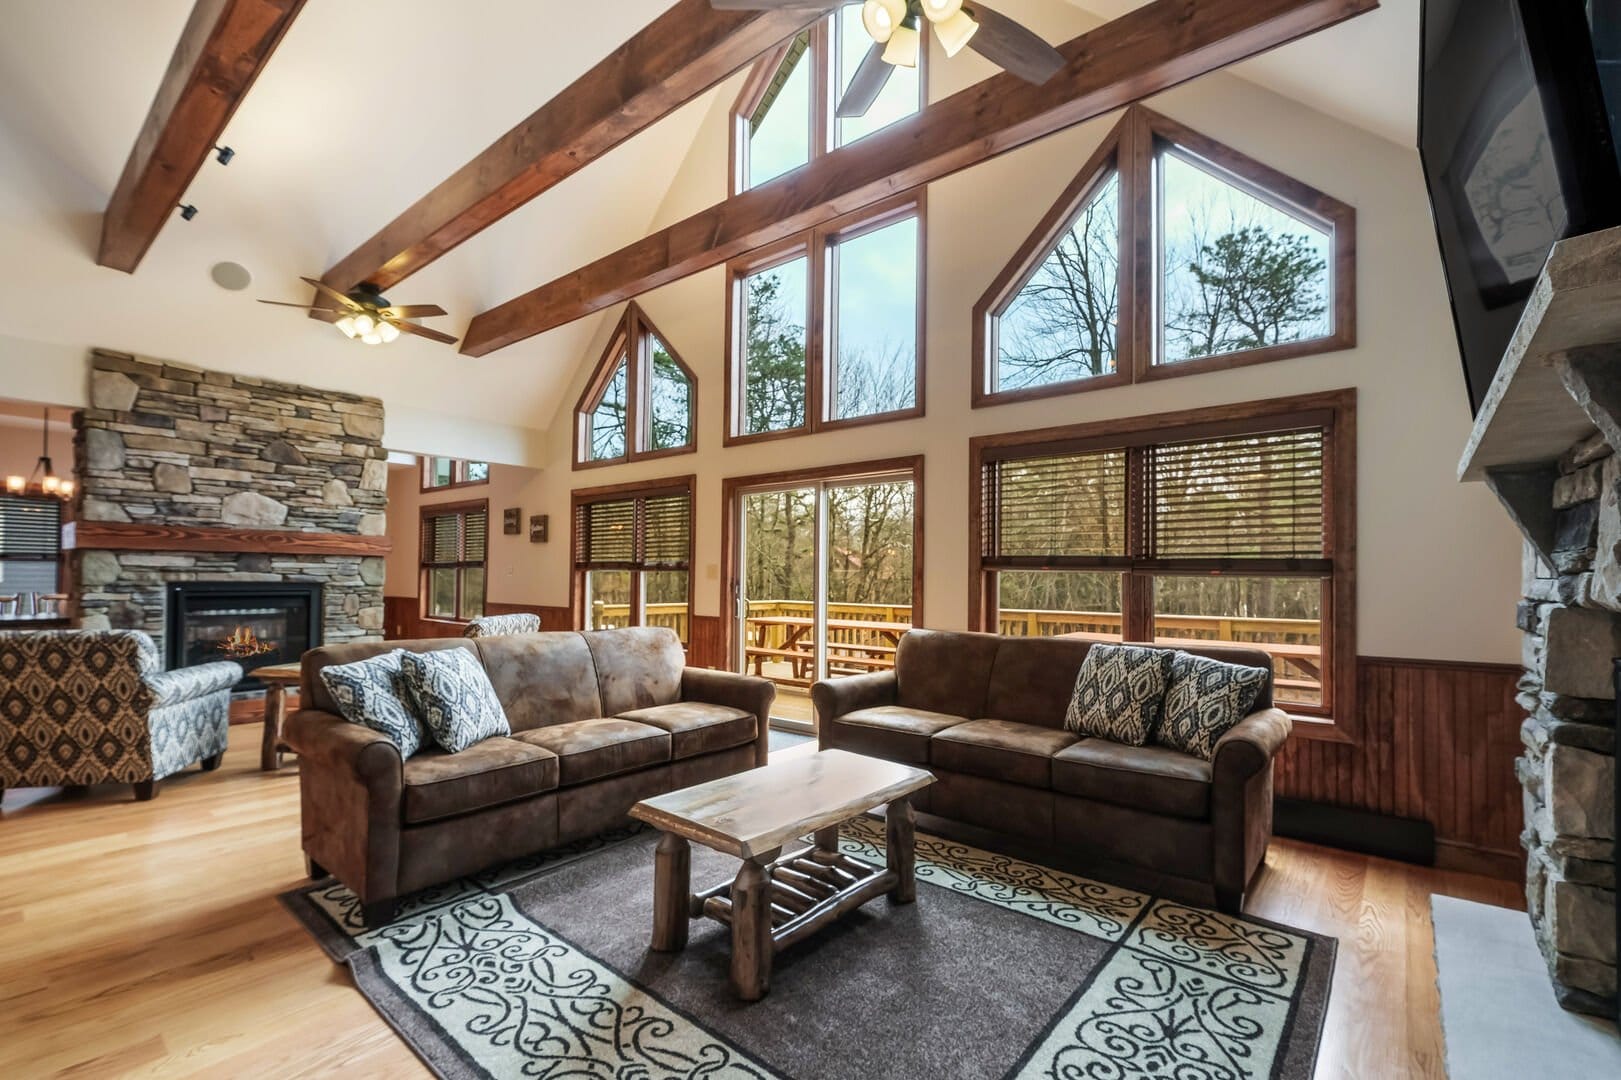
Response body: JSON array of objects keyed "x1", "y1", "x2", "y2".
[{"x1": 0, "y1": 0, "x2": 1419, "y2": 461}]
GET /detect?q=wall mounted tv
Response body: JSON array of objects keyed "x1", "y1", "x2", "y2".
[{"x1": 1419, "y1": 0, "x2": 1621, "y2": 415}]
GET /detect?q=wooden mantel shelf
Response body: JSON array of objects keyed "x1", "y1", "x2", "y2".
[
  {"x1": 1459, "y1": 225, "x2": 1621, "y2": 482},
  {"x1": 62, "y1": 520, "x2": 391, "y2": 557}
]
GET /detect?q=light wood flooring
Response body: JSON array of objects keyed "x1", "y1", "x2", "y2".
[{"x1": 0, "y1": 724, "x2": 1524, "y2": 1078}]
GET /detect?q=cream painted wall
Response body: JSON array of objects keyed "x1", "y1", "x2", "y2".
[{"x1": 405, "y1": 7, "x2": 1523, "y2": 668}]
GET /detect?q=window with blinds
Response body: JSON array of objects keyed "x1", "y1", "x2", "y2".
[
  {"x1": 419, "y1": 504, "x2": 487, "y2": 621},
  {"x1": 573, "y1": 489, "x2": 692, "y2": 570},
  {"x1": 421, "y1": 508, "x2": 487, "y2": 569},
  {"x1": 981, "y1": 449, "x2": 1127, "y2": 566},
  {"x1": 0, "y1": 496, "x2": 62, "y2": 594}
]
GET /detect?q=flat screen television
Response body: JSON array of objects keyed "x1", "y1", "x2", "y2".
[{"x1": 1419, "y1": 0, "x2": 1621, "y2": 414}]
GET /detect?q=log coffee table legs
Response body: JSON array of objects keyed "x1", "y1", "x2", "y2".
[
  {"x1": 652, "y1": 832, "x2": 690, "y2": 952},
  {"x1": 886, "y1": 796, "x2": 916, "y2": 903},
  {"x1": 730, "y1": 859, "x2": 773, "y2": 1001},
  {"x1": 260, "y1": 682, "x2": 287, "y2": 772}
]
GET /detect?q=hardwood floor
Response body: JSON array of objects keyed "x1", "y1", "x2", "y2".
[{"x1": 0, "y1": 724, "x2": 1524, "y2": 1079}]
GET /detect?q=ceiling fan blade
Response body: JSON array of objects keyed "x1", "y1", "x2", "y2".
[
  {"x1": 966, "y1": 4, "x2": 1065, "y2": 85},
  {"x1": 257, "y1": 299, "x2": 327, "y2": 310},
  {"x1": 836, "y1": 41, "x2": 894, "y2": 119},
  {"x1": 299, "y1": 276, "x2": 364, "y2": 311},
  {"x1": 381, "y1": 304, "x2": 447, "y2": 319},
  {"x1": 390, "y1": 319, "x2": 459, "y2": 346},
  {"x1": 307, "y1": 308, "x2": 344, "y2": 325}
]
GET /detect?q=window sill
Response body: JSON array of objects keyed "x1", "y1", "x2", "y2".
[{"x1": 1285, "y1": 714, "x2": 1352, "y2": 744}]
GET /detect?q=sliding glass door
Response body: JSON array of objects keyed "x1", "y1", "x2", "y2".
[{"x1": 733, "y1": 467, "x2": 917, "y2": 732}]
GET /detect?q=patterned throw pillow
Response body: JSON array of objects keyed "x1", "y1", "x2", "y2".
[
  {"x1": 399, "y1": 648, "x2": 510, "y2": 753},
  {"x1": 1155, "y1": 651, "x2": 1271, "y2": 760},
  {"x1": 1064, "y1": 644, "x2": 1174, "y2": 746},
  {"x1": 318, "y1": 650, "x2": 425, "y2": 758}
]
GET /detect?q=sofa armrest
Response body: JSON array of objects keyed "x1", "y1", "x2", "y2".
[
  {"x1": 144, "y1": 661, "x2": 243, "y2": 708},
  {"x1": 284, "y1": 708, "x2": 403, "y2": 784},
  {"x1": 1212, "y1": 708, "x2": 1292, "y2": 784},
  {"x1": 810, "y1": 670, "x2": 897, "y2": 734},
  {"x1": 681, "y1": 668, "x2": 776, "y2": 767}
]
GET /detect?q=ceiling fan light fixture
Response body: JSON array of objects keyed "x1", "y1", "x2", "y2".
[
  {"x1": 934, "y1": 8, "x2": 978, "y2": 57},
  {"x1": 920, "y1": 0, "x2": 964, "y2": 21},
  {"x1": 335, "y1": 314, "x2": 359, "y2": 339},
  {"x1": 861, "y1": 0, "x2": 905, "y2": 44},
  {"x1": 360, "y1": 328, "x2": 384, "y2": 346},
  {"x1": 378, "y1": 321, "x2": 401, "y2": 344},
  {"x1": 352, "y1": 312, "x2": 376, "y2": 336},
  {"x1": 882, "y1": 19, "x2": 921, "y2": 68}
]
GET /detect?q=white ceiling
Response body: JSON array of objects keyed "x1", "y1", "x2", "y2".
[{"x1": 0, "y1": 1, "x2": 1418, "y2": 461}]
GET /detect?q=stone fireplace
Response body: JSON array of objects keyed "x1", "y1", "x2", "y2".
[{"x1": 69, "y1": 350, "x2": 389, "y2": 675}]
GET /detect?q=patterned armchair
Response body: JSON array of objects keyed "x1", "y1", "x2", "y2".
[
  {"x1": 462, "y1": 613, "x2": 541, "y2": 638},
  {"x1": 0, "y1": 630, "x2": 242, "y2": 803}
]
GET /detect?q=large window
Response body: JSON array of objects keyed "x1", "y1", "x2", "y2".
[
  {"x1": 420, "y1": 502, "x2": 487, "y2": 622},
  {"x1": 575, "y1": 304, "x2": 696, "y2": 468},
  {"x1": 974, "y1": 106, "x2": 1355, "y2": 407},
  {"x1": 422, "y1": 457, "x2": 489, "y2": 491},
  {"x1": 731, "y1": 6, "x2": 924, "y2": 194},
  {"x1": 572, "y1": 478, "x2": 694, "y2": 644},
  {"x1": 727, "y1": 194, "x2": 925, "y2": 444},
  {"x1": 0, "y1": 496, "x2": 61, "y2": 596},
  {"x1": 970, "y1": 391, "x2": 1355, "y2": 727}
]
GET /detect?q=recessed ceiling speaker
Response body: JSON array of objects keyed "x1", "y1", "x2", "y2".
[{"x1": 210, "y1": 261, "x2": 252, "y2": 291}]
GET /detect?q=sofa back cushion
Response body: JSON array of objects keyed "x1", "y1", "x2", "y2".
[
  {"x1": 302, "y1": 638, "x2": 475, "y2": 714},
  {"x1": 583, "y1": 626, "x2": 685, "y2": 715},
  {"x1": 985, "y1": 635, "x2": 1095, "y2": 729},
  {"x1": 473, "y1": 632, "x2": 603, "y2": 731},
  {"x1": 894, "y1": 629, "x2": 1002, "y2": 719}
]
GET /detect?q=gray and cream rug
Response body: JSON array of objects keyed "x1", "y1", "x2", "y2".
[{"x1": 282, "y1": 817, "x2": 1335, "y2": 1079}]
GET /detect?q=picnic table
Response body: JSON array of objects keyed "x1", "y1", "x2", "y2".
[
  {"x1": 745, "y1": 616, "x2": 913, "y2": 682},
  {"x1": 1059, "y1": 630, "x2": 1322, "y2": 687}
]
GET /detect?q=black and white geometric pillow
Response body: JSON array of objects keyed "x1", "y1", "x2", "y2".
[
  {"x1": 1155, "y1": 651, "x2": 1271, "y2": 760},
  {"x1": 399, "y1": 648, "x2": 510, "y2": 753},
  {"x1": 318, "y1": 650, "x2": 426, "y2": 758},
  {"x1": 1064, "y1": 644, "x2": 1175, "y2": 746}
]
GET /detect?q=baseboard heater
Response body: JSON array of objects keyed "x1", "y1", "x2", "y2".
[{"x1": 1273, "y1": 798, "x2": 1437, "y2": 866}]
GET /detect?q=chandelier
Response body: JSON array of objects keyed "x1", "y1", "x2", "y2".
[{"x1": 5, "y1": 407, "x2": 74, "y2": 500}]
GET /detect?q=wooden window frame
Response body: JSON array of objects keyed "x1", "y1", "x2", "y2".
[
  {"x1": 418, "y1": 498, "x2": 489, "y2": 626},
  {"x1": 0, "y1": 494, "x2": 63, "y2": 595},
  {"x1": 724, "y1": 190, "x2": 927, "y2": 447},
  {"x1": 972, "y1": 105, "x2": 1357, "y2": 409},
  {"x1": 573, "y1": 302, "x2": 698, "y2": 471},
  {"x1": 720, "y1": 455, "x2": 925, "y2": 676},
  {"x1": 569, "y1": 474, "x2": 697, "y2": 642},
  {"x1": 420, "y1": 457, "x2": 490, "y2": 493},
  {"x1": 728, "y1": 12, "x2": 928, "y2": 198},
  {"x1": 967, "y1": 389, "x2": 1356, "y2": 741}
]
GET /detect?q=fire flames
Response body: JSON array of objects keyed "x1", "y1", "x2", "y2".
[{"x1": 217, "y1": 626, "x2": 276, "y2": 659}]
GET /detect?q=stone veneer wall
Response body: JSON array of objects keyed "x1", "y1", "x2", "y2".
[
  {"x1": 72, "y1": 350, "x2": 388, "y2": 654},
  {"x1": 1517, "y1": 430, "x2": 1619, "y2": 1015}
]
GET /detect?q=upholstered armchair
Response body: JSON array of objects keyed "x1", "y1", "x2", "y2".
[
  {"x1": 462, "y1": 613, "x2": 541, "y2": 637},
  {"x1": 0, "y1": 630, "x2": 241, "y2": 803}
]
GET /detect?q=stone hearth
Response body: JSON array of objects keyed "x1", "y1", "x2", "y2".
[{"x1": 70, "y1": 350, "x2": 388, "y2": 658}]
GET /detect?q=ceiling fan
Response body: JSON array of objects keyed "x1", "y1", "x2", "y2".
[
  {"x1": 715, "y1": 0, "x2": 1065, "y2": 118},
  {"x1": 258, "y1": 277, "x2": 458, "y2": 347}
]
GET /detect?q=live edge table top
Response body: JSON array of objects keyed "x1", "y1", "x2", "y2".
[{"x1": 629, "y1": 749, "x2": 934, "y2": 861}]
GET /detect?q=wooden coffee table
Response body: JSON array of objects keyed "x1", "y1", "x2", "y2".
[
  {"x1": 251, "y1": 662, "x2": 302, "y2": 772},
  {"x1": 629, "y1": 748, "x2": 934, "y2": 1001}
]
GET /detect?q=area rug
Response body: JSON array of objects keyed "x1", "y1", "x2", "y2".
[
  {"x1": 283, "y1": 817, "x2": 1335, "y2": 1079},
  {"x1": 1433, "y1": 895, "x2": 1620, "y2": 1079}
]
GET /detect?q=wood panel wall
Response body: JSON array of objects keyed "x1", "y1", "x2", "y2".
[
  {"x1": 382, "y1": 596, "x2": 570, "y2": 640},
  {"x1": 1275, "y1": 656, "x2": 1525, "y2": 877}
]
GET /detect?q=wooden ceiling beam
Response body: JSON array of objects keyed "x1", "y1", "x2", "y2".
[
  {"x1": 319, "y1": 1, "x2": 821, "y2": 296},
  {"x1": 461, "y1": 0, "x2": 1378, "y2": 357},
  {"x1": 97, "y1": 0, "x2": 304, "y2": 273}
]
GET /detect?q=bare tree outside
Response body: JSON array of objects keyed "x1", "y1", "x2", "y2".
[
  {"x1": 587, "y1": 359, "x2": 627, "y2": 460},
  {"x1": 742, "y1": 266, "x2": 808, "y2": 435},
  {"x1": 647, "y1": 339, "x2": 692, "y2": 451}
]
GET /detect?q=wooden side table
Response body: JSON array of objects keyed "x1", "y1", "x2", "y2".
[{"x1": 253, "y1": 663, "x2": 303, "y2": 771}]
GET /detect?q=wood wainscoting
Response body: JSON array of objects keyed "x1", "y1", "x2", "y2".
[
  {"x1": 382, "y1": 596, "x2": 570, "y2": 640},
  {"x1": 1275, "y1": 656, "x2": 1525, "y2": 879}
]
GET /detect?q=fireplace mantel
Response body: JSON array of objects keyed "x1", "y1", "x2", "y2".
[{"x1": 63, "y1": 520, "x2": 392, "y2": 558}]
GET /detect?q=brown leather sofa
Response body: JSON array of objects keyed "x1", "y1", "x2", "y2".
[
  {"x1": 284, "y1": 627, "x2": 773, "y2": 924},
  {"x1": 812, "y1": 629, "x2": 1290, "y2": 913}
]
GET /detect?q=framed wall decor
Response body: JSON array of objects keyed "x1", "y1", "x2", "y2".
[
  {"x1": 503, "y1": 507, "x2": 521, "y2": 535},
  {"x1": 529, "y1": 514, "x2": 548, "y2": 543}
]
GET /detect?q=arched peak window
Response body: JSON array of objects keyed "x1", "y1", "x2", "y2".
[
  {"x1": 973, "y1": 106, "x2": 1355, "y2": 407},
  {"x1": 574, "y1": 303, "x2": 696, "y2": 469}
]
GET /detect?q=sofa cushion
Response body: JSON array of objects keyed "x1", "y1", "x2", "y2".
[
  {"x1": 983, "y1": 635, "x2": 1094, "y2": 729},
  {"x1": 826, "y1": 705, "x2": 969, "y2": 764},
  {"x1": 303, "y1": 638, "x2": 475, "y2": 714},
  {"x1": 317, "y1": 649, "x2": 425, "y2": 758},
  {"x1": 1155, "y1": 651, "x2": 1271, "y2": 760},
  {"x1": 585, "y1": 627, "x2": 686, "y2": 716},
  {"x1": 473, "y1": 632, "x2": 603, "y2": 732},
  {"x1": 894, "y1": 629, "x2": 1002, "y2": 719},
  {"x1": 400, "y1": 648, "x2": 511, "y2": 753},
  {"x1": 1064, "y1": 643, "x2": 1173, "y2": 746},
  {"x1": 514, "y1": 717, "x2": 671, "y2": 786},
  {"x1": 1052, "y1": 738, "x2": 1212, "y2": 820},
  {"x1": 401, "y1": 736, "x2": 559, "y2": 825},
  {"x1": 930, "y1": 719, "x2": 1079, "y2": 789},
  {"x1": 616, "y1": 702, "x2": 755, "y2": 761}
]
